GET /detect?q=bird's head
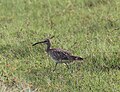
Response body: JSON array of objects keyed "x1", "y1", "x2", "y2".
[{"x1": 32, "y1": 36, "x2": 54, "y2": 46}]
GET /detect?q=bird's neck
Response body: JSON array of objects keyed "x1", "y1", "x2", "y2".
[{"x1": 46, "y1": 42, "x2": 51, "y2": 52}]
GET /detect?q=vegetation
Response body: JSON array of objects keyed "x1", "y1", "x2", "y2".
[{"x1": 0, "y1": 0, "x2": 120, "y2": 91}]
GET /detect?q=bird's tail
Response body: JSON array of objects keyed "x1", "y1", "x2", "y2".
[{"x1": 71, "y1": 55, "x2": 83, "y2": 61}]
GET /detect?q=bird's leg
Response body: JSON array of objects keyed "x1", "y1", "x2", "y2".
[
  {"x1": 65, "y1": 63, "x2": 69, "y2": 69},
  {"x1": 53, "y1": 63, "x2": 58, "y2": 71}
]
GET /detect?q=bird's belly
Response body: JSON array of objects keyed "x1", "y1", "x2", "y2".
[{"x1": 51, "y1": 57, "x2": 72, "y2": 63}]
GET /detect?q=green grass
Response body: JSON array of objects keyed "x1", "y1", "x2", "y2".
[{"x1": 0, "y1": 0, "x2": 120, "y2": 91}]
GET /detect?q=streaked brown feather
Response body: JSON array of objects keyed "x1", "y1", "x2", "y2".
[{"x1": 48, "y1": 48, "x2": 72, "y2": 61}]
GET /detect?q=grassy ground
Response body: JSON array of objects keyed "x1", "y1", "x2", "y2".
[{"x1": 0, "y1": 0, "x2": 120, "y2": 92}]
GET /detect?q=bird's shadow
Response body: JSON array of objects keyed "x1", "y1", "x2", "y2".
[{"x1": 26, "y1": 62, "x2": 81, "y2": 83}]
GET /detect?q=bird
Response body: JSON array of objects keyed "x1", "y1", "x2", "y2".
[{"x1": 32, "y1": 37, "x2": 83, "y2": 71}]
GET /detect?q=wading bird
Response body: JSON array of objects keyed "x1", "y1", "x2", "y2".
[{"x1": 32, "y1": 37, "x2": 83, "y2": 71}]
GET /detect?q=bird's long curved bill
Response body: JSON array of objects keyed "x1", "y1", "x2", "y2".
[{"x1": 32, "y1": 41, "x2": 44, "y2": 46}]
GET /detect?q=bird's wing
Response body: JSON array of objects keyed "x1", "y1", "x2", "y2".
[{"x1": 49, "y1": 48, "x2": 72, "y2": 60}]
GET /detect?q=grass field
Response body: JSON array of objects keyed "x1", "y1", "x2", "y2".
[{"x1": 0, "y1": 0, "x2": 120, "y2": 92}]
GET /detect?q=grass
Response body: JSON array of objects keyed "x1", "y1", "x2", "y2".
[{"x1": 0, "y1": 0, "x2": 120, "y2": 91}]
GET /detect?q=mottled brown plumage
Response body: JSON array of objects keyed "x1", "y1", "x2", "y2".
[{"x1": 32, "y1": 38, "x2": 83, "y2": 71}]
